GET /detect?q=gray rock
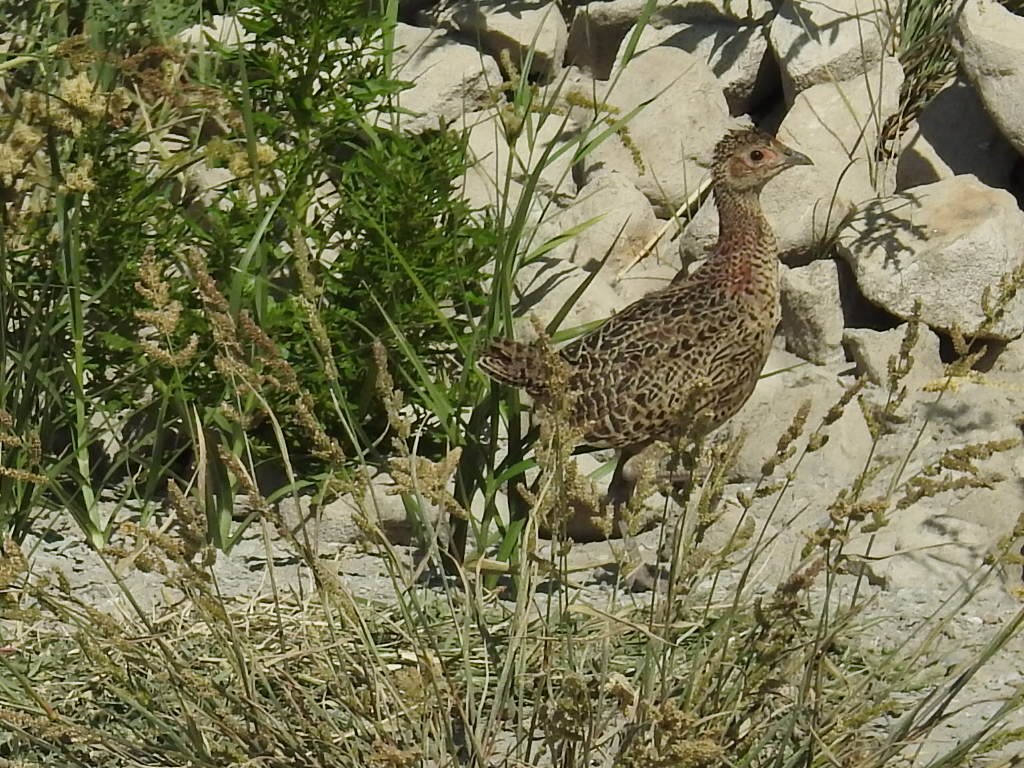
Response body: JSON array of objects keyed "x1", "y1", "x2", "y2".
[
  {"x1": 566, "y1": 0, "x2": 774, "y2": 78},
  {"x1": 657, "y1": 0, "x2": 774, "y2": 24},
  {"x1": 424, "y1": 0, "x2": 567, "y2": 81},
  {"x1": 533, "y1": 171, "x2": 660, "y2": 269},
  {"x1": 897, "y1": 77, "x2": 1019, "y2": 191},
  {"x1": 565, "y1": 0, "x2": 639, "y2": 78},
  {"x1": 186, "y1": 164, "x2": 236, "y2": 209},
  {"x1": 390, "y1": 23, "x2": 501, "y2": 133},
  {"x1": 178, "y1": 13, "x2": 252, "y2": 47},
  {"x1": 869, "y1": 496, "x2": 1016, "y2": 593},
  {"x1": 837, "y1": 175, "x2": 1024, "y2": 341},
  {"x1": 780, "y1": 260, "x2": 845, "y2": 364},
  {"x1": 460, "y1": 109, "x2": 578, "y2": 217},
  {"x1": 726, "y1": 346, "x2": 873, "y2": 483},
  {"x1": 280, "y1": 495, "x2": 362, "y2": 548},
  {"x1": 954, "y1": 0, "x2": 1024, "y2": 156},
  {"x1": 532, "y1": 171, "x2": 678, "y2": 306},
  {"x1": 514, "y1": 255, "x2": 626, "y2": 333},
  {"x1": 843, "y1": 324, "x2": 945, "y2": 392},
  {"x1": 991, "y1": 337, "x2": 1024, "y2": 374},
  {"x1": 615, "y1": 21, "x2": 775, "y2": 115},
  {"x1": 775, "y1": 55, "x2": 903, "y2": 207},
  {"x1": 577, "y1": 46, "x2": 733, "y2": 217},
  {"x1": 678, "y1": 58, "x2": 903, "y2": 265},
  {"x1": 317, "y1": 474, "x2": 444, "y2": 548},
  {"x1": 770, "y1": 0, "x2": 891, "y2": 102},
  {"x1": 856, "y1": 381, "x2": 1024, "y2": 591},
  {"x1": 610, "y1": 258, "x2": 678, "y2": 308}
]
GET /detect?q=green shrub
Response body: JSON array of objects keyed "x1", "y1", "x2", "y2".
[{"x1": 0, "y1": 0, "x2": 496, "y2": 544}]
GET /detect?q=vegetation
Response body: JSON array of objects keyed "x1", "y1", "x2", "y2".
[
  {"x1": 0, "y1": 0, "x2": 1021, "y2": 766},
  {"x1": 0, "y1": 0, "x2": 501, "y2": 548}
]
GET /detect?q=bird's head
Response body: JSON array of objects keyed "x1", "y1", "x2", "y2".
[{"x1": 712, "y1": 128, "x2": 813, "y2": 193}]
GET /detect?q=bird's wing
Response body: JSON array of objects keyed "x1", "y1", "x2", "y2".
[{"x1": 560, "y1": 278, "x2": 747, "y2": 447}]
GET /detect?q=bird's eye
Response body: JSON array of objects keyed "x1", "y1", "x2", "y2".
[{"x1": 749, "y1": 149, "x2": 764, "y2": 162}]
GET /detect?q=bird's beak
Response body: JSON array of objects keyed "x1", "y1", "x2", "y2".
[{"x1": 778, "y1": 142, "x2": 813, "y2": 167}]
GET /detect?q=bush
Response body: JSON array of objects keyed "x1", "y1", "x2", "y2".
[{"x1": 0, "y1": 0, "x2": 494, "y2": 544}]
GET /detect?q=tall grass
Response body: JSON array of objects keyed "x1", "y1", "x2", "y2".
[{"x1": 879, "y1": 0, "x2": 961, "y2": 154}]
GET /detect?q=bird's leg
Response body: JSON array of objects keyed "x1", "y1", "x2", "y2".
[{"x1": 605, "y1": 444, "x2": 646, "y2": 512}]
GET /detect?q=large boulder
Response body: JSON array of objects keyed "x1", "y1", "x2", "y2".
[
  {"x1": 422, "y1": 0, "x2": 568, "y2": 82},
  {"x1": 566, "y1": 0, "x2": 774, "y2": 78},
  {"x1": 770, "y1": 0, "x2": 891, "y2": 102},
  {"x1": 726, "y1": 347, "x2": 873, "y2": 484},
  {"x1": 837, "y1": 175, "x2": 1024, "y2": 341},
  {"x1": 897, "y1": 77, "x2": 1019, "y2": 192},
  {"x1": 532, "y1": 171, "x2": 670, "y2": 305},
  {"x1": 178, "y1": 14, "x2": 252, "y2": 47},
  {"x1": 513, "y1": 256, "x2": 626, "y2": 333},
  {"x1": 576, "y1": 46, "x2": 734, "y2": 217},
  {"x1": 460, "y1": 109, "x2": 579, "y2": 218},
  {"x1": 390, "y1": 23, "x2": 501, "y2": 133},
  {"x1": 954, "y1": 0, "x2": 1024, "y2": 156},
  {"x1": 613, "y1": 20, "x2": 776, "y2": 115},
  {"x1": 842, "y1": 324, "x2": 945, "y2": 392},
  {"x1": 774, "y1": 55, "x2": 904, "y2": 207}
]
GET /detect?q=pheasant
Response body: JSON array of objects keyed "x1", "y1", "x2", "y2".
[{"x1": 479, "y1": 128, "x2": 812, "y2": 510}]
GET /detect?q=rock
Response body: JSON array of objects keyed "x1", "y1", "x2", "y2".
[
  {"x1": 612, "y1": 257, "x2": 678, "y2": 308},
  {"x1": 780, "y1": 260, "x2": 845, "y2": 364},
  {"x1": 855, "y1": 383, "x2": 1024, "y2": 590},
  {"x1": 916, "y1": 380, "x2": 1024, "y2": 445},
  {"x1": 837, "y1": 175, "x2": 1024, "y2": 341},
  {"x1": 460, "y1": 109, "x2": 578, "y2": 217},
  {"x1": 843, "y1": 324, "x2": 945, "y2": 392},
  {"x1": 954, "y1": 0, "x2": 1024, "y2": 156},
  {"x1": 770, "y1": 0, "x2": 891, "y2": 102},
  {"x1": 23, "y1": 533, "x2": 171, "y2": 614},
  {"x1": 725, "y1": 356, "x2": 1024, "y2": 591},
  {"x1": 178, "y1": 14, "x2": 252, "y2": 47},
  {"x1": 678, "y1": 58, "x2": 903, "y2": 265},
  {"x1": 565, "y1": 0, "x2": 639, "y2": 79},
  {"x1": 532, "y1": 171, "x2": 673, "y2": 304},
  {"x1": 773, "y1": 56, "x2": 903, "y2": 220},
  {"x1": 897, "y1": 77, "x2": 1019, "y2": 192},
  {"x1": 423, "y1": 0, "x2": 567, "y2": 82},
  {"x1": 565, "y1": 1, "x2": 635, "y2": 78},
  {"x1": 577, "y1": 46, "x2": 733, "y2": 217},
  {"x1": 514, "y1": 255, "x2": 625, "y2": 333},
  {"x1": 991, "y1": 337, "x2": 1024, "y2": 374},
  {"x1": 390, "y1": 24, "x2": 501, "y2": 133},
  {"x1": 281, "y1": 495, "x2": 362, "y2": 548},
  {"x1": 566, "y1": 0, "x2": 773, "y2": 78},
  {"x1": 725, "y1": 346, "x2": 873, "y2": 484},
  {"x1": 666, "y1": 0, "x2": 774, "y2": 23},
  {"x1": 186, "y1": 163, "x2": 235, "y2": 209},
  {"x1": 303, "y1": 473, "x2": 444, "y2": 548},
  {"x1": 614, "y1": 20, "x2": 776, "y2": 115},
  {"x1": 534, "y1": 171, "x2": 659, "y2": 269},
  {"x1": 868, "y1": 497, "x2": 1014, "y2": 592}
]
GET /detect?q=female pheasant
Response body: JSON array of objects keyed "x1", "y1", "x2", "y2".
[{"x1": 479, "y1": 128, "x2": 812, "y2": 509}]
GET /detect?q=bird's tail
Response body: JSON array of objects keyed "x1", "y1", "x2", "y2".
[{"x1": 477, "y1": 339, "x2": 551, "y2": 394}]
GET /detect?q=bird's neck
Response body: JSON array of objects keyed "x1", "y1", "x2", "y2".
[
  {"x1": 704, "y1": 184, "x2": 779, "y2": 295},
  {"x1": 712, "y1": 185, "x2": 772, "y2": 252}
]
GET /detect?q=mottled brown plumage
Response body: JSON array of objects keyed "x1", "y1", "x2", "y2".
[{"x1": 479, "y1": 128, "x2": 813, "y2": 508}]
